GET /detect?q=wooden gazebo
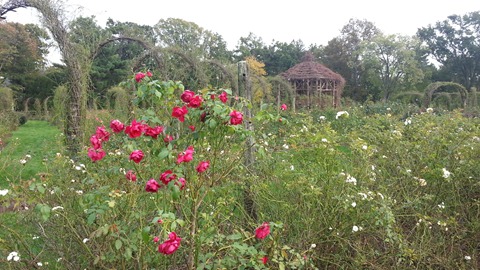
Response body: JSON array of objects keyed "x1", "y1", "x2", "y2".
[{"x1": 282, "y1": 52, "x2": 345, "y2": 109}]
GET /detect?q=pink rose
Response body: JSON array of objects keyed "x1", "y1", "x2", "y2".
[
  {"x1": 146, "y1": 71, "x2": 153, "y2": 77},
  {"x1": 160, "y1": 170, "x2": 177, "y2": 185},
  {"x1": 145, "y1": 179, "x2": 160, "y2": 193},
  {"x1": 129, "y1": 150, "x2": 144, "y2": 163},
  {"x1": 172, "y1": 106, "x2": 188, "y2": 122},
  {"x1": 125, "y1": 120, "x2": 144, "y2": 138},
  {"x1": 88, "y1": 148, "x2": 106, "y2": 162},
  {"x1": 144, "y1": 125, "x2": 164, "y2": 139},
  {"x1": 153, "y1": 236, "x2": 159, "y2": 243},
  {"x1": 95, "y1": 126, "x2": 110, "y2": 142},
  {"x1": 110, "y1": 119, "x2": 125, "y2": 133},
  {"x1": 229, "y1": 110, "x2": 243, "y2": 125},
  {"x1": 255, "y1": 222, "x2": 270, "y2": 239},
  {"x1": 280, "y1": 104, "x2": 287, "y2": 111},
  {"x1": 158, "y1": 232, "x2": 181, "y2": 255},
  {"x1": 196, "y1": 160, "x2": 210, "y2": 173},
  {"x1": 180, "y1": 90, "x2": 195, "y2": 103},
  {"x1": 177, "y1": 146, "x2": 194, "y2": 164},
  {"x1": 125, "y1": 170, "x2": 137, "y2": 182},
  {"x1": 176, "y1": 178, "x2": 186, "y2": 190},
  {"x1": 219, "y1": 91, "x2": 228, "y2": 103},
  {"x1": 135, "y1": 72, "x2": 146, "y2": 82},
  {"x1": 90, "y1": 135, "x2": 102, "y2": 150}
]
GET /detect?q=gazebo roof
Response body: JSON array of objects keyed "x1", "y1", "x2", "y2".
[{"x1": 282, "y1": 52, "x2": 345, "y2": 84}]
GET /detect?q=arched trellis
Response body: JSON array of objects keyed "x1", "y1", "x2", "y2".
[
  {"x1": 269, "y1": 76, "x2": 295, "y2": 112},
  {"x1": 43, "y1": 96, "x2": 52, "y2": 117},
  {"x1": 393, "y1": 91, "x2": 424, "y2": 106},
  {"x1": 423, "y1": 82, "x2": 468, "y2": 109},
  {"x1": 203, "y1": 60, "x2": 237, "y2": 93}
]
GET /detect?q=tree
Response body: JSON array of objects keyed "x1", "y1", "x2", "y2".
[
  {"x1": 417, "y1": 11, "x2": 480, "y2": 91},
  {"x1": 321, "y1": 19, "x2": 381, "y2": 101},
  {"x1": 362, "y1": 34, "x2": 424, "y2": 101},
  {"x1": 262, "y1": 40, "x2": 305, "y2": 76},
  {"x1": 234, "y1": 32, "x2": 266, "y2": 61}
]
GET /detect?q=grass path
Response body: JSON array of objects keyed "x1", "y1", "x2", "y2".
[{"x1": 0, "y1": 120, "x2": 62, "y2": 188}]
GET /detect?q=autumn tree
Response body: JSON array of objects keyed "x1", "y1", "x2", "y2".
[{"x1": 245, "y1": 55, "x2": 271, "y2": 104}]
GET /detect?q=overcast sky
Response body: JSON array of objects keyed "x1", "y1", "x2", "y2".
[{"x1": 4, "y1": 0, "x2": 480, "y2": 63}]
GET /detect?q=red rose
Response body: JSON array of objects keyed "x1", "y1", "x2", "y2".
[
  {"x1": 88, "y1": 148, "x2": 106, "y2": 162},
  {"x1": 189, "y1": 125, "x2": 195, "y2": 132},
  {"x1": 110, "y1": 119, "x2": 125, "y2": 133},
  {"x1": 172, "y1": 106, "x2": 188, "y2": 122},
  {"x1": 180, "y1": 90, "x2": 195, "y2": 103},
  {"x1": 160, "y1": 170, "x2": 177, "y2": 185},
  {"x1": 125, "y1": 170, "x2": 137, "y2": 182},
  {"x1": 177, "y1": 146, "x2": 194, "y2": 164},
  {"x1": 135, "y1": 72, "x2": 146, "y2": 82},
  {"x1": 144, "y1": 125, "x2": 164, "y2": 139},
  {"x1": 261, "y1": 256, "x2": 268, "y2": 265},
  {"x1": 158, "y1": 232, "x2": 181, "y2": 255},
  {"x1": 90, "y1": 135, "x2": 102, "y2": 150},
  {"x1": 219, "y1": 91, "x2": 228, "y2": 103},
  {"x1": 145, "y1": 179, "x2": 160, "y2": 193},
  {"x1": 129, "y1": 150, "x2": 144, "y2": 163},
  {"x1": 164, "y1": 135, "x2": 174, "y2": 143},
  {"x1": 188, "y1": 95, "x2": 203, "y2": 108},
  {"x1": 95, "y1": 126, "x2": 110, "y2": 142},
  {"x1": 229, "y1": 110, "x2": 243, "y2": 125},
  {"x1": 280, "y1": 104, "x2": 287, "y2": 111},
  {"x1": 255, "y1": 222, "x2": 270, "y2": 239},
  {"x1": 125, "y1": 120, "x2": 144, "y2": 138},
  {"x1": 146, "y1": 71, "x2": 153, "y2": 77},
  {"x1": 196, "y1": 160, "x2": 210, "y2": 173}
]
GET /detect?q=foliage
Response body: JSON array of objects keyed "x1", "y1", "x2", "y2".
[
  {"x1": 417, "y1": 11, "x2": 480, "y2": 91},
  {"x1": 362, "y1": 34, "x2": 424, "y2": 101}
]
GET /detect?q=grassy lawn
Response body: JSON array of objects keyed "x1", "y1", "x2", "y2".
[{"x1": 0, "y1": 120, "x2": 63, "y2": 188}]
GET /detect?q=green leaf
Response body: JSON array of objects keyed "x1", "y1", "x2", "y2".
[
  {"x1": 142, "y1": 226, "x2": 151, "y2": 242},
  {"x1": 115, "y1": 239, "x2": 123, "y2": 250},
  {"x1": 226, "y1": 233, "x2": 242, "y2": 240},
  {"x1": 87, "y1": 213, "x2": 96, "y2": 225},
  {"x1": 158, "y1": 148, "x2": 170, "y2": 159}
]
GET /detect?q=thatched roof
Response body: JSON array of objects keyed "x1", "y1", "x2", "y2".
[{"x1": 282, "y1": 52, "x2": 345, "y2": 84}]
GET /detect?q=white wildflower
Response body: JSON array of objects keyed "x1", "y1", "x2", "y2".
[
  {"x1": 282, "y1": 144, "x2": 289, "y2": 149},
  {"x1": 52, "y1": 206, "x2": 64, "y2": 211},
  {"x1": 319, "y1": 116, "x2": 326, "y2": 121},
  {"x1": 404, "y1": 118, "x2": 412, "y2": 126},
  {"x1": 290, "y1": 165, "x2": 295, "y2": 171},
  {"x1": 336, "y1": 111, "x2": 349, "y2": 119},
  {"x1": 321, "y1": 138, "x2": 328, "y2": 143},
  {"x1": 358, "y1": 193, "x2": 368, "y2": 200},
  {"x1": 377, "y1": 192, "x2": 384, "y2": 200},
  {"x1": 346, "y1": 175, "x2": 357, "y2": 185},
  {"x1": 386, "y1": 107, "x2": 391, "y2": 111},
  {"x1": 426, "y1": 107, "x2": 434, "y2": 113},
  {"x1": 76, "y1": 190, "x2": 83, "y2": 195},
  {"x1": 82, "y1": 238, "x2": 89, "y2": 243},
  {"x1": 351, "y1": 202, "x2": 357, "y2": 207},
  {"x1": 7, "y1": 251, "x2": 20, "y2": 261},
  {"x1": 310, "y1": 244, "x2": 317, "y2": 249},
  {"x1": 37, "y1": 262, "x2": 43, "y2": 266},
  {"x1": 0, "y1": 189, "x2": 8, "y2": 196},
  {"x1": 438, "y1": 202, "x2": 445, "y2": 209},
  {"x1": 25, "y1": 154, "x2": 32, "y2": 159},
  {"x1": 352, "y1": 225, "x2": 359, "y2": 232},
  {"x1": 418, "y1": 178, "x2": 427, "y2": 186},
  {"x1": 20, "y1": 159, "x2": 27, "y2": 165},
  {"x1": 362, "y1": 145, "x2": 367, "y2": 150},
  {"x1": 74, "y1": 165, "x2": 82, "y2": 171},
  {"x1": 442, "y1": 168, "x2": 451, "y2": 179},
  {"x1": 464, "y1": 255, "x2": 471, "y2": 261}
]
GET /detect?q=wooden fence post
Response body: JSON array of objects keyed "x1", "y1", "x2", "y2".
[{"x1": 237, "y1": 61, "x2": 257, "y2": 221}]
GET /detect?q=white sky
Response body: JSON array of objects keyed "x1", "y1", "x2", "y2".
[{"x1": 4, "y1": 0, "x2": 480, "y2": 63}]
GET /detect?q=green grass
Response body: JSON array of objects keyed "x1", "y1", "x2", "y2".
[{"x1": 0, "y1": 120, "x2": 63, "y2": 188}]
